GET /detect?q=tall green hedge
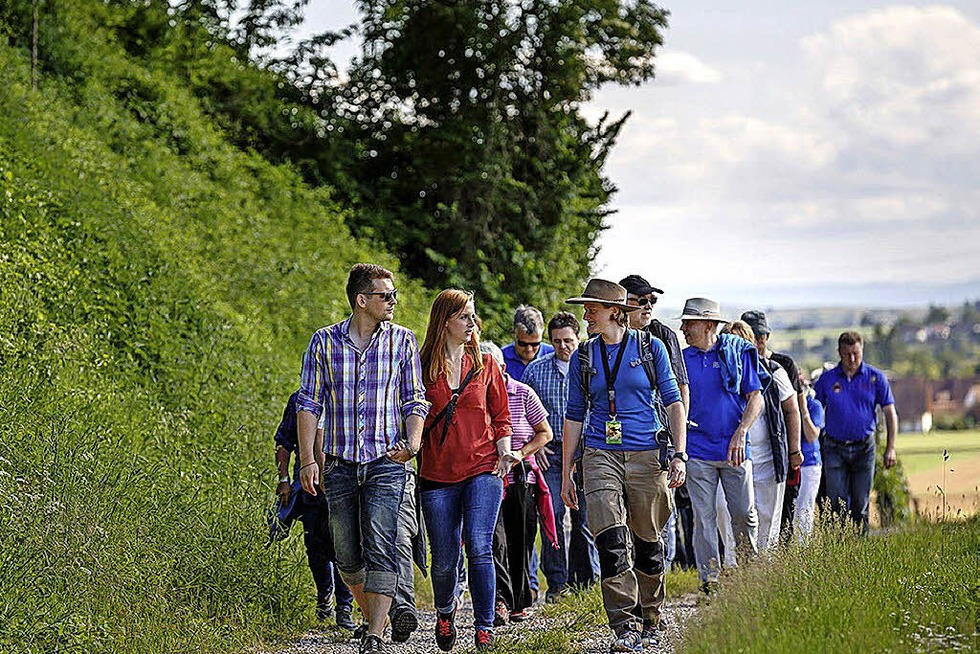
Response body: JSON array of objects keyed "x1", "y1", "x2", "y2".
[{"x1": 0, "y1": 4, "x2": 431, "y2": 651}]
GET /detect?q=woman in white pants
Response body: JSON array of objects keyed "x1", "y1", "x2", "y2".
[{"x1": 794, "y1": 375, "x2": 825, "y2": 541}]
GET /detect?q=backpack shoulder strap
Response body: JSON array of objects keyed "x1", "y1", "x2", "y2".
[
  {"x1": 636, "y1": 329, "x2": 658, "y2": 390},
  {"x1": 577, "y1": 337, "x2": 595, "y2": 411}
]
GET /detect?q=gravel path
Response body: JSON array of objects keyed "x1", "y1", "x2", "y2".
[{"x1": 269, "y1": 594, "x2": 700, "y2": 654}]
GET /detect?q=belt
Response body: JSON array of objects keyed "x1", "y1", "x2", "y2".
[{"x1": 826, "y1": 433, "x2": 874, "y2": 445}]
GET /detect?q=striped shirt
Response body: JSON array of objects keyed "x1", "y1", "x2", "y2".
[
  {"x1": 297, "y1": 316, "x2": 429, "y2": 463},
  {"x1": 505, "y1": 375, "x2": 549, "y2": 485},
  {"x1": 522, "y1": 353, "x2": 569, "y2": 443}
]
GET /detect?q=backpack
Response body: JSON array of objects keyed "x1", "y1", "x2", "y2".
[
  {"x1": 760, "y1": 357, "x2": 789, "y2": 483},
  {"x1": 577, "y1": 329, "x2": 675, "y2": 466}
]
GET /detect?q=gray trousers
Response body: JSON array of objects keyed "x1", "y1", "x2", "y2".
[
  {"x1": 686, "y1": 458, "x2": 758, "y2": 583},
  {"x1": 391, "y1": 469, "x2": 418, "y2": 617}
]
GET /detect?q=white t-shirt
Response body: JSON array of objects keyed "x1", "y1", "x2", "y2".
[
  {"x1": 556, "y1": 357, "x2": 570, "y2": 377},
  {"x1": 748, "y1": 365, "x2": 794, "y2": 477}
]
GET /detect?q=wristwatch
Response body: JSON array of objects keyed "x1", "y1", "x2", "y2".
[
  {"x1": 671, "y1": 451, "x2": 689, "y2": 463},
  {"x1": 278, "y1": 476, "x2": 290, "y2": 484}
]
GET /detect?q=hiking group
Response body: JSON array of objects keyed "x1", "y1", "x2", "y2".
[{"x1": 271, "y1": 263, "x2": 899, "y2": 653}]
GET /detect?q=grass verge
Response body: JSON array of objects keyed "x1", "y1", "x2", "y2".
[{"x1": 677, "y1": 517, "x2": 979, "y2": 653}]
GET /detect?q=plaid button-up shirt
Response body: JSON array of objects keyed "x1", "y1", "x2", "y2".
[
  {"x1": 522, "y1": 352, "x2": 569, "y2": 443},
  {"x1": 297, "y1": 317, "x2": 429, "y2": 463}
]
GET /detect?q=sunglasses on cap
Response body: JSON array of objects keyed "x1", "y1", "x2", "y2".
[{"x1": 362, "y1": 289, "x2": 398, "y2": 302}]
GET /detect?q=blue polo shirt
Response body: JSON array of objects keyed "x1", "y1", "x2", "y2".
[
  {"x1": 502, "y1": 341, "x2": 555, "y2": 381},
  {"x1": 684, "y1": 341, "x2": 763, "y2": 461},
  {"x1": 813, "y1": 362, "x2": 894, "y2": 442},
  {"x1": 566, "y1": 330, "x2": 681, "y2": 451},
  {"x1": 802, "y1": 395, "x2": 824, "y2": 467}
]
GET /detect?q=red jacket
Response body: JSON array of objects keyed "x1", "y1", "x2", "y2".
[{"x1": 420, "y1": 353, "x2": 512, "y2": 483}]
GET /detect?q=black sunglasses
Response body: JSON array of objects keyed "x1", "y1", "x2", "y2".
[
  {"x1": 516, "y1": 339, "x2": 542, "y2": 348},
  {"x1": 362, "y1": 289, "x2": 398, "y2": 302},
  {"x1": 628, "y1": 296, "x2": 657, "y2": 307}
]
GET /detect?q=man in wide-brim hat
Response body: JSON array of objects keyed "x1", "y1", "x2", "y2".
[
  {"x1": 559, "y1": 278, "x2": 688, "y2": 651},
  {"x1": 678, "y1": 297, "x2": 763, "y2": 594}
]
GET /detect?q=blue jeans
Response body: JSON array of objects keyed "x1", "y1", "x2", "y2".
[
  {"x1": 540, "y1": 449, "x2": 599, "y2": 592},
  {"x1": 324, "y1": 454, "x2": 407, "y2": 596},
  {"x1": 823, "y1": 435, "x2": 875, "y2": 531},
  {"x1": 421, "y1": 473, "x2": 504, "y2": 630}
]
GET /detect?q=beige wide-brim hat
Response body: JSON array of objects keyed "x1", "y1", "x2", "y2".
[
  {"x1": 566, "y1": 278, "x2": 640, "y2": 311},
  {"x1": 677, "y1": 297, "x2": 727, "y2": 322}
]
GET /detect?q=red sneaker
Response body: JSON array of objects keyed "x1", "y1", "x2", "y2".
[
  {"x1": 435, "y1": 604, "x2": 457, "y2": 652},
  {"x1": 475, "y1": 628, "x2": 494, "y2": 650}
]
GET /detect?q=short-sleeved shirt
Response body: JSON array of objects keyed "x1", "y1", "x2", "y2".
[
  {"x1": 505, "y1": 376, "x2": 549, "y2": 484},
  {"x1": 566, "y1": 330, "x2": 681, "y2": 451},
  {"x1": 645, "y1": 319, "x2": 689, "y2": 386},
  {"x1": 684, "y1": 341, "x2": 763, "y2": 461},
  {"x1": 770, "y1": 351, "x2": 803, "y2": 394},
  {"x1": 802, "y1": 395, "x2": 824, "y2": 467},
  {"x1": 814, "y1": 362, "x2": 894, "y2": 442},
  {"x1": 502, "y1": 341, "x2": 555, "y2": 382}
]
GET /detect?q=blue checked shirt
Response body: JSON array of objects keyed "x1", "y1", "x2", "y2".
[
  {"x1": 522, "y1": 352, "x2": 569, "y2": 443},
  {"x1": 297, "y1": 317, "x2": 430, "y2": 463}
]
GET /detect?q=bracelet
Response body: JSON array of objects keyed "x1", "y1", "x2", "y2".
[
  {"x1": 789, "y1": 450, "x2": 802, "y2": 456},
  {"x1": 278, "y1": 476, "x2": 290, "y2": 484},
  {"x1": 299, "y1": 461, "x2": 318, "y2": 471}
]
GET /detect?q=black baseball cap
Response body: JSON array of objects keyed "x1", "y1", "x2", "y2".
[
  {"x1": 740, "y1": 310, "x2": 771, "y2": 336},
  {"x1": 619, "y1": 274, "x2": 664, "y2": 297}
]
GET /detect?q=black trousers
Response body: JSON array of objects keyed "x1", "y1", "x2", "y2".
[
  {"x1": 493, "y1": 482, "x2": 538, "y2": 612},
  {"x1": 301, "y1": 496, "x2": 355, "y2": 610}
]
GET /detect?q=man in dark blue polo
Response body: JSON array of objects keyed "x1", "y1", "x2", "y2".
[{"x1": 813, "y1": 331, "x2": 898, "y2": 531}]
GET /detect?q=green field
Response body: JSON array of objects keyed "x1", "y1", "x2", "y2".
[
  {"x1": 893, "y1": 430, "x2": 980, "y2": 518},
  {"x1": 895, "y1": 429, "x2": 980, "y2": 476}
]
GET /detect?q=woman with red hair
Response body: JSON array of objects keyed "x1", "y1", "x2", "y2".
[{"x1": 418, "y1": 289, "x2": 516, "y2": 651}]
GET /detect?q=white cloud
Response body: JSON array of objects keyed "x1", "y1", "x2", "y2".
[
  {"x1": 655, "y1": 51, "x2": 724, "y2": 85},
  {"x1": 802, "y1": 5, "x2": 980, "y2": 149}
]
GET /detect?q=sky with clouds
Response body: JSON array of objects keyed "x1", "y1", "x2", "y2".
[{"x1": 298, "y1": 1, "x2": 979, "y2": 310}]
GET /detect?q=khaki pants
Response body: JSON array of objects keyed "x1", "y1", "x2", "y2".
[{"x1": 583, "y1": 447, "x2": 672, "y2": 632}]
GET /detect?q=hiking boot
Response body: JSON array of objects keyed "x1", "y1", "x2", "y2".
[
  {"x1": 544, "y1": 588, "x2": 565, "y2": 604},
  {"x1": 390, "y1": 609, "x2": 418, "y2": 643},
  {"x1": 475, "y1": 628, "x2": 494, "y2": 650},
  {"x1": 435, "y1": 603, "x2": 458, "y2": 652},
  {"x1": 359, "y1": 633, "x2": 388, "y2": 654},
  {"x1": 509, "y1": 608, "x2": 528, "y2": 622},
  {"x1": 699, "y1": 580, "x2": 720, "y2": 596},
  {"x1": 336, "y1": 606, "x2": 356, "y2": 630},
  {"x1": 315, "y1": 601, "x2": 333, "y2": 622},
  {"x1": 610, "y1": 628, "x2": 642, "y2": 652},
  {"x1": 493, "y1": 600, "x2": 509, "y2": 627},
  {"x1": 640, "y1": 621, "x2": 661, "y2": 649},
  {"x1": 352, "y1": 623, "x2": 367, "y2": 641}
]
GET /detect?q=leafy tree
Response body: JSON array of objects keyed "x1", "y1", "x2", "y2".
[{"x1": 337, "y1": 0, "x2": 669, "y2": 334}]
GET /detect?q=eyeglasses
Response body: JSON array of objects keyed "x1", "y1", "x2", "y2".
[
  {"x1": 627, "y1": 295, "x2": 656, "y2": 307},
  {"x1": 361, "y1": 289, "x2": 398, "y2": 302},
  {"x1": 516, "y1": 339, "x2": 542, "y2": 349}
]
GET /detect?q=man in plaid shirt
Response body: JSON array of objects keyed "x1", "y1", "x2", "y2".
[{"x1": 296, "y1": 264, "x2": 429, "y2": 654}]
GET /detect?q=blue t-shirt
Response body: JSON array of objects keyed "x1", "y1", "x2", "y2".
[
  {"x1": 814, "y1": 362, "x2": 894, "y2": 442},
  {"x1": 566, "y1": 330, "x2": 681, "y2": 451},
  {"x1": 684, "y1": 341, "x2": 763, "y2": 461},
  {"x1": 502, "y1": 341, "x2": 555, "y2": 382},
  {"x1": 802, "y1": 395, "x2": 824, "y2": 467}
]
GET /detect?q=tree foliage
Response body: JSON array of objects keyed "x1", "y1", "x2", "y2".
[{"x1": 337, "y1": 0, "x2": 669, "y2": 332}]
